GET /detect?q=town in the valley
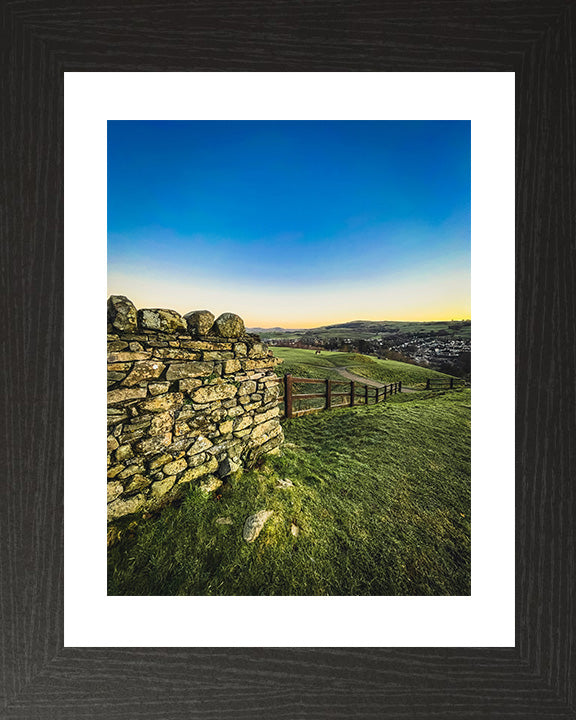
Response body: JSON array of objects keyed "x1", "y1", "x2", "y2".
[{"x1": 256, "y1": 319, "x2": 471, "y2": 380}]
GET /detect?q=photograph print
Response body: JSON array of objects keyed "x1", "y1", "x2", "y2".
[{"x1": 106, "y1": 120, "x2": 471, "y2": 596}]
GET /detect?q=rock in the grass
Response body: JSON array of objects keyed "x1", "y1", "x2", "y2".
[
  {"x1": 276, "y1": 478, "x2": 294, "y2": 488},
  {"x1": 211, "y1": 312, "x2": 245, "y2": 338},
  {"x1": 184, "y1": 310, "x2": 215, "y2": 336},
  {"x1": 242, "y1": 510, "x2": 274, "y2": 542},
  {"x1": 290, "y1": 523, "x2": 299, "y2": 537},
  {"x1": 108, "y1": 295, "x2": 138, "y2": 333},
  {"x1": 215, "y1": 517, "x2": 233, "y2": 525}
]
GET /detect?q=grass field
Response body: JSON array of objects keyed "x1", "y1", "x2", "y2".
[
  {"x1": 273, "y1": 347, "x2": 457, "y2": 388},
  {"x1": 108, "y1": 388, "x2": 471, "y2": 596}
]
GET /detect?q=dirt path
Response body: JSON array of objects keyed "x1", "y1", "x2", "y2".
[
  {"x1": 311, "y1": 364, "x2": 419, "y2": 393},
  {"x1": 332, "y1": 366, "x2": 384, "y2": 387}
]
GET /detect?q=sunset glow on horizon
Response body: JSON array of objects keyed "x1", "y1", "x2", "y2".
[
  {"x1": 108, "y1": 120, "x2": 470, "y2": 326},
  {"x1": 107, "y1": 267, "x2": 470, "y2": 328}
]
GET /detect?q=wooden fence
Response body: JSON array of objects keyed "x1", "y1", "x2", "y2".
[
  {"x1": 425, "y1": 377, "x2": 456, "y2": 390},
  {"x1": 274, "y1": 374, "x2": 401, "y2": 419}
]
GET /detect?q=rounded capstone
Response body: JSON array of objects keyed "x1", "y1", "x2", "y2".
[
  {"x1": 184, "y1": 309, "x2": 215, "y2": 337},
  {"x1": 211, "y1": 312, "x2": 246, "y2": 338},
  {"x1": 137, "y1": 308, "x2": 187, "y2": 334},
  {"x1": 108, "y1": 295, "x2": 138, "y2": 333}
]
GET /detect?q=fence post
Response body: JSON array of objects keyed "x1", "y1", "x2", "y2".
[
  {"x1": 383, "y1": 385, "x2": 387, "y2": 400},
  {"x1": 325, "y1": 378, "x2": 332, "y2": 410},
  {"x1": 365, "y1": 384, "x2": 369, "y2": 404},
  {"x1": 426, "y1": 378, "x2": 430, "y2": 390},
  {"x1": 285, "y1": 374, "x2": 293, "y2": 419},
  {"x1": 398, "y1": 380, "x2": 402, "y2": 393},
  {"x1": 450, "y1": 377, "x2": 454, "y2": 389},
  {"x1": 376, "y1": 387, "x2": 380, "y2": 403},
  {"x1": 350, "y1": 381, "x2": 355, "y2": 406}
]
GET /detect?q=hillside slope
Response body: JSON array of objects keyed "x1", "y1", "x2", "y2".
[
  {"x1": 108, "y1": 389, "x2": 471, "y2": 596},
  {"x1": 273, "y1": 347, "x2": 457, "y2": 388}
]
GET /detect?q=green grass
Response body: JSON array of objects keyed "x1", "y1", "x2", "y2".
[
  {"x1": 108, "y1": 388, "x2": 471, "y2": 596},
  {"x1": 273, "y1": 348, "x2": 346, "y2": 380},
  {"x1": 274, "y1": 347, "x2": 457, "y2": 389}
]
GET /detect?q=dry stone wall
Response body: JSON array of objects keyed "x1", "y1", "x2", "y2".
[{"x1": 107, "y1": 296, "x2": 284, "y2": 524}]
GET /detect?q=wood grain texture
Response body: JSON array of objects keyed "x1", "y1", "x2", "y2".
[{"x1": 1, "y1": 0, "x2": 574, "y2": 717}]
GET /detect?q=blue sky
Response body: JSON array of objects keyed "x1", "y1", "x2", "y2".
[{"x1": 108, "y1": 120, "x2": 470, "y2": 326}]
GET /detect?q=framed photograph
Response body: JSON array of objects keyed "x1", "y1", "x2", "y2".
[
  {"x1": 3, "y1": 3, "x2": 574, "y2": 718},
  {"x1": 103, "y1": 116, "x2": 475, "y2": 604},
  {"x1": 67, "y1": 73, "x2": 512, "y2": 649}
]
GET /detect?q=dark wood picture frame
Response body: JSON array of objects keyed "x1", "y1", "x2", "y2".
[{"x1": 2, "y1": 2, "x2": 574, "y2": 717}]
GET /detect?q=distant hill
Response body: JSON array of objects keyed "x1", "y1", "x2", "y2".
[
  {"x1": 247, "y1": 326, "x2": 306, "y2": 333},
  {"x1": 248, "y1": 319, "x2": 471, "y2": 341}
]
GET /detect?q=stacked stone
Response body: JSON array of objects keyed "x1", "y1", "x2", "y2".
[{"x1": 107, "y1": 296, "x2": 284, "y2": 523}]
